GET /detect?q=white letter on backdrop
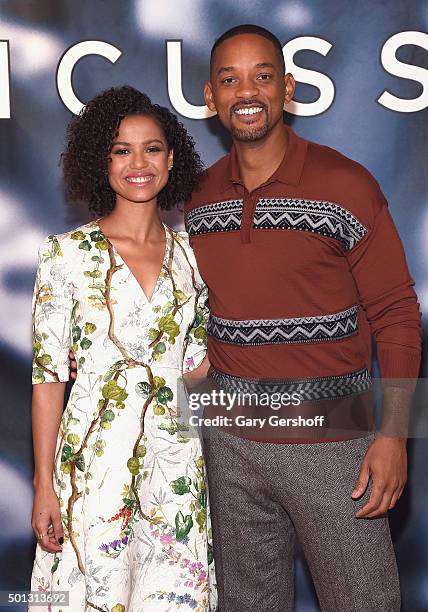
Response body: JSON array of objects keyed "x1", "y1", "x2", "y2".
[
  {"x1": 167, "y1": 40, "x2": 215, "y2": 119},
  {"x1": 0, "y1": 41, "x2": 11, "y2": 119},
  {"x1": 283, "y1": 36, "x2": 335, "y2": 117},
  {"x1": 56, "y1": 41, "x2": 122, "y2": 115},
  {"x1": 378, "y1": 31, "x2": 428, "y2": 113}
]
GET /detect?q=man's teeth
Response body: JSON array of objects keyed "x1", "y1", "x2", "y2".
[
  {"x1": 235, "y1": 107, "x2": 263, "y2": 115},
  {"x1": 126, "y1": 176, "x2": 152, "y2": 183}
]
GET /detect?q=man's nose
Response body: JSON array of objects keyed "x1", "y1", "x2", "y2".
[{"x1": 236, "y1": 77, "x2": 259, "y2": 99}]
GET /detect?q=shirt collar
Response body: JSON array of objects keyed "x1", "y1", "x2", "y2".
[{"x1": 219, "y1": 124, "x2": 308, "y2": 193}]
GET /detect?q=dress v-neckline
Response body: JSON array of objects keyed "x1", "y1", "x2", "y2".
[{"x1": 94, "y1": 219, "x2": 170, "y2": 304}]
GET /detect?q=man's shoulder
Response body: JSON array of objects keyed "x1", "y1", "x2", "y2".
[
  {"x1": 185, "y1": 152, "x2": 231, "y2": 213},
  {"x1": 302, "y1": 137, "x2": 386, "y2": 224},
  {"x1": 306, "y1": 138, "x2": 381, "y2": 196},
  {"x1": 201, "y1": 152, "x2": 231, "y2": 191}
]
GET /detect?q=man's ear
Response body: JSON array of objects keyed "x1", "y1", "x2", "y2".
[
  {"x1": 284, "y1": 73, "x2": 296, "y2": 105},
  {"x1": 204, "y1": 80, "x2": 217, "y2": 113}
]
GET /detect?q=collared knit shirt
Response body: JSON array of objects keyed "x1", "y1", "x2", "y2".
[{"x1": 184, "y1": 125, "x2": 421, "y2": 396}]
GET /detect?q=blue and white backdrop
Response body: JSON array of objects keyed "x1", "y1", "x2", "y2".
[{"x1": 0, "y1": 1, "x2": 427, "y2": 610}]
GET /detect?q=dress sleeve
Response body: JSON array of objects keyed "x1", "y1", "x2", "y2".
[
  {"x1": 183, "y1": 284, "x2": 209, "y2": 373},
  {"x1": 32, "y1": 235, "x2": 74, "y2": 384}
]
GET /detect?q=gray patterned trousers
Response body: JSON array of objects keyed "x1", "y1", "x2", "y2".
[{"x1": 203, "y1": 427, "x2": 400, "y2": 612}]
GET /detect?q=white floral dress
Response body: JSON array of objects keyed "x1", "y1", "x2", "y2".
[{"x1": 30, "y1": 220, "x2": 217, "y2": 612}]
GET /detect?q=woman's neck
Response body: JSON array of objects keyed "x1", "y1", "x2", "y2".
[{"x1": 99, "y1": 199, "x2": 164, "y2": 242}]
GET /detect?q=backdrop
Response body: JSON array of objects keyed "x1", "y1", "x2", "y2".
[{"x1": 0, "y1": 1, "x2": 427, "y2": 610}]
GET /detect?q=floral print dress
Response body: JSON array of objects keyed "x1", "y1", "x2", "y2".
[{"x1": 30, "y1": 220, "x2": 217, "y2": 611}]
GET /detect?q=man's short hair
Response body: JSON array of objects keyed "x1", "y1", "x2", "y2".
[{"x1": 210, "y1": 24, "x2": 285, "y2": 75}]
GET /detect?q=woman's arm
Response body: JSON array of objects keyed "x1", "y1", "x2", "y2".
[
  {"x1": 31, "y1": 235, "x2": 74, "y2": 552},
  {"x1": 31, "y1": 383, "x2": 65, "y2": 553}
]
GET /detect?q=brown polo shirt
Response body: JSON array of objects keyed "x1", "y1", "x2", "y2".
[{"x1": 184, "y1": 125, "x2": 422, "y2": 441}]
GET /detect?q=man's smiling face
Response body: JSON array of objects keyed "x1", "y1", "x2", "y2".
[{"x1": 205, "y1": 33, "x2": 294, "y2": 142}]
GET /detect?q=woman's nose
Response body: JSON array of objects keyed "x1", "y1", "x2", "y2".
[{"x1": 130, "y1": 150, "x2": 148, "y2": 169}]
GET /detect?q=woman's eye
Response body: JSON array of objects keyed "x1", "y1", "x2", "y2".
[
  {"x1": 113, "y1": 148, "x2": 128, "y2": 155},
  {"x1": 146, "y1": 146, "x2": 161, "y2": 153}
]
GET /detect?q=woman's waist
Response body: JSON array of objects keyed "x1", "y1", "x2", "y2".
[
  {"x1": 76, "y1": 362, "x2": 183, "y2": 378},
  {"x1": 70, "y1": 365, "x2": 186, "y2": 409}
]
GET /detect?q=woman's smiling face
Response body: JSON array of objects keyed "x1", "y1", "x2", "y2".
[{"x1": 108, "y1": 114, "x2": 173, "y2": 207}]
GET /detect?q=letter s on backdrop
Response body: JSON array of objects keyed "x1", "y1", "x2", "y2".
[
  {"x1": 378, "y1": 31, "x2": 428, "y2": 113},
  {"x1": 282, "y1": 36, "x2": 335, "y2": 117}
]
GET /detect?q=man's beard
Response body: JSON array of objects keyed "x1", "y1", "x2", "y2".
[
  {"x1": 231, "y1": 122, "x2": 270, "y2": 141},
  {"x1": 229, "y1": 104, "x2": 270, "y2": 142}
]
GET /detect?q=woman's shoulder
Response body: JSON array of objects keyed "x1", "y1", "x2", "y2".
[
  {"x1": 168, "y1": 226, "x2": 195, "y2": 256},
  {"x1": 38, "y1": 220, "x2": 103, "y2": 264},
  {"x1": 170, "y1": 227, "x2": 189, "y2": 241},
  {"x1": 167, "y1": 226, "x2": 205, "y2": 284},
  {"x1": 55, "y1": 219, "x2": 101, "y2": 244}
]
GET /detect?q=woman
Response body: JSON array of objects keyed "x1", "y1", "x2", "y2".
[{"x1": 30, "y1": 86, "x2": 216, "y2": 611}]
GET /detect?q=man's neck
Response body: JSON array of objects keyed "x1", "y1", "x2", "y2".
[{"x1": 234, "y1": 123, "x2": 289, "y2": 193}]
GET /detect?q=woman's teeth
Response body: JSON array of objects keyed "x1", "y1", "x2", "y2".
[{"x1": 126, "y1": 176, "x2": 153, "y2": 183}]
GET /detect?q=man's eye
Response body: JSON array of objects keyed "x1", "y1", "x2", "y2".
[
  {"x1": 222, "y1": 77, "x2": 236, "y2": 84},
  {"x1": 258, "y1": 74, "x2": 272, "y2": 80}
]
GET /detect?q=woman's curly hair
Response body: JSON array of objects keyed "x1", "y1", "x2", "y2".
[{"x1": 62, "y1": 85, "x2": 204, "y2": 215}]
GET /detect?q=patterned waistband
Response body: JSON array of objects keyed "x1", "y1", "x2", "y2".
[
  {"x1": 208, "y1": 305, "x2": 359, "y2": 346},
  {"x1": 210, "y1": 368, "x2": 372, "y2": 402}
]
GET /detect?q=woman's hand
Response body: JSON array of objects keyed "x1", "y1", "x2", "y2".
[{"x1": 32, "y1": 484, "x2": 63, "y2": 553}]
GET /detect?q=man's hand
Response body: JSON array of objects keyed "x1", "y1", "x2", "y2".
[
  {"x1": 351, "y1": 436, "x2": 407, "y2": 518},
  {"x1": 183, "y1": 355, "x2": 210, "y2": 390},
  {"x1": 69, "y1": 350, "x2": 77, "y2": 380}
]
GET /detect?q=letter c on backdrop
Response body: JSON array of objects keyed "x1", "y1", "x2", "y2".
[{"x1": 56, "y1": 41, "x2": 122, "y2": 115}]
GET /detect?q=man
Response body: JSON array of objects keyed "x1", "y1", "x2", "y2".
[
  {"x1": 184, "y1": 24, "x2": 422, "y2": 612},
  {"x1": 69, "y1": 24, "x2": 421, "y2": 612}
]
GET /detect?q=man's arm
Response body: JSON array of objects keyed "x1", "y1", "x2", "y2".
[
  {"x1": 346, "y1": 184, "x2": 422, "y2": 516},
  {"x1": 351, "y1": 387, "x2": 410, "y2": 517}
]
